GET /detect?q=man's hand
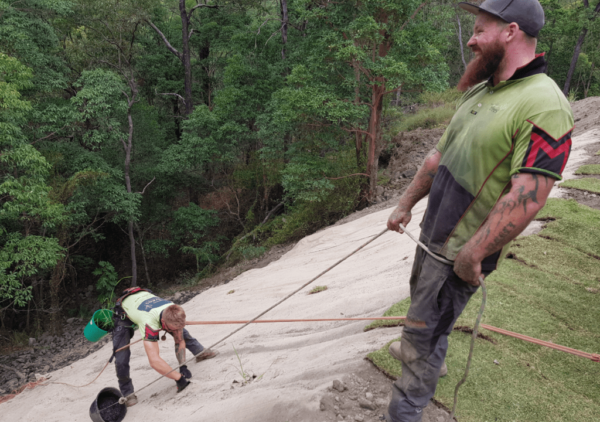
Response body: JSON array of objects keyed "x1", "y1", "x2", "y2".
[
  {"x1": 453, "y1": 247, "x2": 483, "y2": 286},
  {"x1": 387, "y1": 149, "x2": 441, "y2": 233},
  {"x1": 180, "y1": 365, "x2": 192, "y2": 379},
  {"x1": 176, "y1": 373, "x2": 191, "y2": 393},
  {"x1": 387, "y1": 206, "x2": 411, "y2": 233}
]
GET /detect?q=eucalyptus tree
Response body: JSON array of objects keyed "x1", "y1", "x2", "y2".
[{"x1": 266, "y1": 0, "x2": 450, "y2": 200}]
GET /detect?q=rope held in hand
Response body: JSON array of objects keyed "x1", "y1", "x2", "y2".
[{"x1": 396, "y1": 224, "x2": 487, "y2": 422}]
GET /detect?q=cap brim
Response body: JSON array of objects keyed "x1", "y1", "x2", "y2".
[{"x1": 458, "y1": 2, "x2": 481, "y2": 15}]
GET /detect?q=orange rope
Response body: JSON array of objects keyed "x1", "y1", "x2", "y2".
[
  {"x1": 187, "y1": 318, "x2": 600, "y2": 362},
  {"x1": 186, "y1": 317, "x2": 407, "y2": 325}
]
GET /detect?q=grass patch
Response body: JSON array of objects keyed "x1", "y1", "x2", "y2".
[
  {"x1": 367, "y1": 198, "x2": 600, "y2": 421},
  {"x1": 397, "y1": 106, "x2": 456, "y2": 132},
  {"x1": 309, "y1": 285, "x2": 328, "y2": 294},
  {"x1": 560, "y1": 178, "x2": 600, "y2": 194},
  {"x1": 575, "y1": 164, "x2": 600, "y2": 175}
]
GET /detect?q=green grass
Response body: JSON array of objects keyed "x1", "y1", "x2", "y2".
[
  {"x1": 575, "y1": 164, "x2": 600, "y2": 175},
  {"x1": 309, "y1": 285, "x2": 328, "y2": 294},
  {"x1": 366, "y1": 198, "x2": 600, "y2": 422},
  {"x1": 397, "y1": 105, "x2": 456, "y2": 132},
  {"x1": 560, "y1": 178, "x2": 600, "y2": 194}
]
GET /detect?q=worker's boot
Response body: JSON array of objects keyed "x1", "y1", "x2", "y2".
[
  {"x1": 195, "y1": 348, "x2": 219, "y2": 363},
  {"x1": 388, "y1": 341, "x2": 447, "y2": 377},
  {"x1": 125, "y1": 394, "x2": 138, "y2": 407}
]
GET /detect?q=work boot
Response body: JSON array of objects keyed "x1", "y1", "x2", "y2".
[
  {"x1": 388, "y1": 341, "x2": 448, "y2": 377},
  {"x1": 195, "y1": 349, "x2": 219, "y2": 363},
  {"x1": 125, "y1": 394, "x2": 138, "y2": 407}
]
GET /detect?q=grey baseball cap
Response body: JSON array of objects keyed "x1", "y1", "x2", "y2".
[{"x1": 459, "y1": 0, "x2": 545, "y2": 38}]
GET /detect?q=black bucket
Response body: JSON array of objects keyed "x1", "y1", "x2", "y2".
[{"x1": 89, "y1": 387, "x2": 127, "y2": 422}]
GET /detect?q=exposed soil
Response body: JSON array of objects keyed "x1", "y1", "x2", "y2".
[
  {"x1": 570, "y1": 96, "x2": 600, "y2": 137},
  {"x1": 317, "y1": 360, "x2": 449, "y2": 422}
]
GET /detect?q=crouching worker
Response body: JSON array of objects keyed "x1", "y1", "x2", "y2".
[{"x1": 111, "y1": 287, "x2": 218, "y2": 406}]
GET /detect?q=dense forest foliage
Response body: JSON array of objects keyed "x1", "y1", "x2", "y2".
[{"x1": 1, "y1": 0, "x2": 599, "y2": 336}]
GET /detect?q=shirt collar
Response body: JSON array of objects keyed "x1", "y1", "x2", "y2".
[
  {"x1": 508, "y1": 53, "x2": 547, "y2": 81},
  {"x1": 486, "y1": 53, "x2": 547, "y2": 88}
]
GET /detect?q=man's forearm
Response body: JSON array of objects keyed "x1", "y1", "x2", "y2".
[
  {"x1": 397, "y1": 149, "x2": 440, "y2": 210},
  {"x1": 176, "y1": 341, "x2": 186, "y2": 366},
  {"x1": 463, "y1": 173, "x2": 552, "y2": 262}
]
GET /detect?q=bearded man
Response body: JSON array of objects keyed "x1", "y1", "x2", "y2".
[{"x1": 384, "y1": 1, "x2": 574, "y2": 421}]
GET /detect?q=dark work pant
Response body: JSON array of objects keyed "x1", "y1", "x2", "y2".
[
  {"x1": 112, "y1": 315, "x2": 205, "y2": 396},
  {"x1": 387, "y1": 246, "x2": 481, "y2": 422}
]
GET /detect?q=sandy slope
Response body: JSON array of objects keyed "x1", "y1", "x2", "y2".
[
  {"x1": 2, "y1": 200, "x2": 428, "y2": 422},
  {"x1": 3, "y1": 125, "x2": 598, "y2": 422}
]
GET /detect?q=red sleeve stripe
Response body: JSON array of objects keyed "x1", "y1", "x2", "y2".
[
  {"x1": 145, "y1": 325, "x2": 160, "y2": 341},
  {"x1": 524, "y1": 120, "x2": 573, "y2": 175}
]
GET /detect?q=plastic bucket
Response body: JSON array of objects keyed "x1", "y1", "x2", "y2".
[
  {"x1": 84, "y1": 309, "x2": 114, "y2": 342},
  {"x1": 89, "y1": 387, "x2": 127, "y2": 422}
]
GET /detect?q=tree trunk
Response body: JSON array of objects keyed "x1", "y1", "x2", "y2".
[
  {"x1": 280, "y1": 0, "x2": 289, "y2": 60},
  {"x1": 366, "y1": 80, "x2": 385, "y2": 201},
  {"x1": 353, "y1": 59, "x2": 362, "y2": 166},
  {"x1": 563, "y1": 27, "x2": 588, "y2": 96},
  {"x1": 179, "y1": 0, "x2": 193, "y2": 115},
  {"x1": 135, "y1": 222, "x2": 151, "y2": 285},
  {"x1": 456, "y1": 12, "x2": 467, "y2": 72},
  {"x1": 124, "y1": 107, "x2": 137, "y2": 287},
  {"x1": 563, "y1": 2, "x2": 600, "y2": 95},
  {"x1": 49, "y1": 233, "x2": 68, "y2": 335}
]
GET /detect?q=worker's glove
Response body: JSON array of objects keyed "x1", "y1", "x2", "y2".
[
  {"x1": 180, "y1": 365, "x2": 192, "y2": 379},
  {"x1": 176, "y1": 373, "x2": 190, "y2": 393}
]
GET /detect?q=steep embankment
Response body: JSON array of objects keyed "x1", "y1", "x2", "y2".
[{"x1": 1, "y1": 97, "x2": 599, "y2": 422}]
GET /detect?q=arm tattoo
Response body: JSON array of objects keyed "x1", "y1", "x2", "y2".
[
  {"x1": 484, "y1": 222, "x2": 516, "y2": 255},
  {"x1": 176, "y1": 343, "x2": 186, "y2": 365}
]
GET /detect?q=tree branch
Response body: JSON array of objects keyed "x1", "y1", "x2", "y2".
[
  {"x1": 400, "y1": 2, "x2": 428, "y2": 31},
  {"x1": 146, "y1": 20, "x2": 182, "y2": 61},
  {"x1": 188, "y1": 2, "x2": 220, "y2": 20},
  {"x1": 136, "y1": 177, "x2": 156, "y2": 195},
  {"x1": 157, "y1": 91, "x2": 186, "y2": 105}
]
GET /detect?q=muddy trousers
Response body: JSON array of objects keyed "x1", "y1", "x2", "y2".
[
  {"x1": 112, "y1": 317, "x2": 205, "y2": 396},
  {"x1": 387, "y1": 246, "x2": 481, "y2": 422}
]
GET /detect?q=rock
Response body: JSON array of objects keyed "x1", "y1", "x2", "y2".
[
  {"x1": 332, "y1": 379, "x2": 346, "y2": 392},
  {"x1": 376, "y1": 186, "x2": 384, "y2": 196},
  {"x1": 28, "y1": 338, "x2": 36, "y2": 346},
  {"x1": 67, "y1": 317, "x2": 76, "y2": 324},
  {"x1": 348, "y1": 394, "x2": 358, "y2": 401},
  {"x1": 320, "y1": 401, "x2": 326, "y2": 411},
  {"x1": 365, "y1": 392, "x2": 373, "y2": 400},
  {"x1": 402, "y1": 169, "x2": 417, "y2": 178},
  {"x1": 354, "y1": 415, "x2": 365, "y2": 422},
  {"x1": 375, "y1": 398, "x2": 387, "y2": 408},
  {"x1": 173, "y1": 292, "x2": 182, "y2": 301},
  {"x1": 358, "y1": 398, "x2": 376, "y2": 411},
  {"x1": 337, "y1": 415, "x2": 344, "y2": 421},
  {"x1": 333, "y1": 405, "x2": 339, "y2": 412}
]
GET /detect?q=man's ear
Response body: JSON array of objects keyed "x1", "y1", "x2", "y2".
[{"x1": 505, "y1": 22, "x2": 520, "y2": 43}]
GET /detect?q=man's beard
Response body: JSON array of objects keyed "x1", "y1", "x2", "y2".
[{"x1": 457, "y1": 41, "x2": 506, "y2": 92}]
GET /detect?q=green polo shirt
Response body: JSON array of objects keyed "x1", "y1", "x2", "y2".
[
  {"x1": 121, "y1": 291, "x2": 172, "y2": 341},
  {"x1": 421, "y1": 55, "x2": 574, "y2": 271}
]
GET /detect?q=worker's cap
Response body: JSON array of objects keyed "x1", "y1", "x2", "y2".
[{"x1": 458, "y1": 0, "x2": 545, "y2": 38}]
